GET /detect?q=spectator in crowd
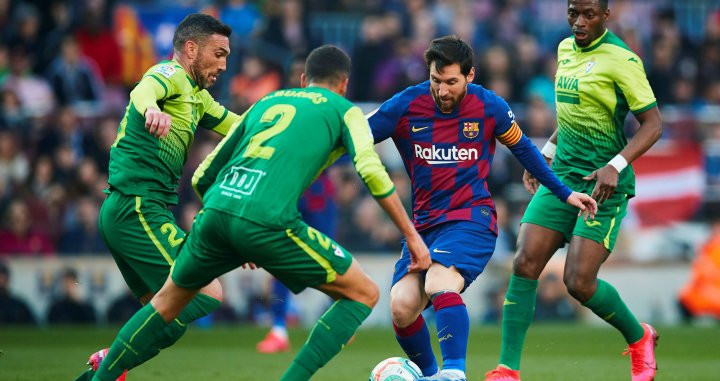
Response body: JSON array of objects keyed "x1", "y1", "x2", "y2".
[
  {"x1": 47, "y1": 267, "x2": 97, "y2": 324},
  {"x1": 46, "y1": 35, "x2": 103, "y2": 108},
  {"x1": 58, "y1": 196, "x2": 106, "y2": 255},
  {"x1": 220, "y1": 0, "x2": 263, "y2": 45},
  {"x1": 74, "y1": 0, "x2": 122, "y2": 86},
  {"x1": 260, "y1": 0, "x2": 311, "y2": 56},
  {"x1": 230, "y1": 53, "x2": 282, "y2": 111},
  {"x1": 0, "y1": 43, "x2": 8, "y2": 84},
  {"x1": 0, "y1": 261, "x2": 36, "y2": 324},
  {"x1": 1, "y1": 45, "x2": 54, "y2": 116},
  {"x1": 534, "y1": 272, "x2": 579, "y2": 322},
  {"x1": 106, "y1": 289, "x2": 141, "y2": 324},
  {"x1": 5, "y1": 3, "x2": 44, "y2": 73},
  {"x1": 0, "y1": 199, "x2": 54, "y2": 256},
  {"x1": 0, "y1": 130, "x2": 29, "y2": 189},
  {"x1": 351, "y1": 12, "x2": 396, "y2": 101},
  {"x1": 0, "y1": 88, "x2": 27, "y2": 131},
  {"x1": 678, "y1": 219, "x2": 720, "y2": 322}
]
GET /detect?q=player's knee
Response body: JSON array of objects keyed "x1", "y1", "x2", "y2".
[
  {"x1": 361, "y1": 280, "x2": 379, "y2": 308},
  {"x1": 512, "y1": 252, "x2": 542, "y2": 279},
  {"x1": 390, "y1": 296, "x2": 418, "y2": 327},
  {"x1": 563, "y1": 275, "x2": 593, "y2": 302}
]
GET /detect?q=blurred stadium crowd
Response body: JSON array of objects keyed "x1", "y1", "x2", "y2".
[{"x1": 1, "y1": 0, "x2": 720, "y2": 323}]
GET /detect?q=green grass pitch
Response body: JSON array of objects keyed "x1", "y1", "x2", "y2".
[{"x1": 0, "y1": 324, "x2": 717, "y2": 380}]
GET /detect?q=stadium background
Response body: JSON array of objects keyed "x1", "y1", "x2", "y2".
[{"x1": 0, "y1": 0, "x2": 719, "y2": 379}]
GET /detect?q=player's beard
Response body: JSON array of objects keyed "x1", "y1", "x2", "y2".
[
  {"x1": 191, "y1": 61, "x2": 213, "y2": 90},
  {"x1": 432, "y1": 87, "x2": 466, "y2": 113}
]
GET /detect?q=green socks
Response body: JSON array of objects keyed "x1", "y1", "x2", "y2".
[
  {"x1": 583, "y1": 279, "x2": 644, "y2": 343},
  {"x1": 499, "y1": 274, "x2": 538, "y2": 370},
  {"x1": 93, "y1": 304, "x2": 169, "y2": 381},
  {"x1": 92, "y1": 294, "x2": 222, "y2": 380},
  {"x1": 279, "y1": 299, "x2": 372, "y2": 381},
  {"x1": 156, "y1": 293, "x2": 221, "y2": 349},
  {"x1": 497, "y1": 276, "x2": 643, "y2": 372}
]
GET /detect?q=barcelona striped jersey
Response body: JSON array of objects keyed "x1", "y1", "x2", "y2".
[{"x1": 369, "y1": 81, "x2": 571, "y2": 233}]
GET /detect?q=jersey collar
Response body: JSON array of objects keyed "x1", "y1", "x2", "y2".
[
  {"x1": 168, "y1": 58, "x2": 199, "y2": 90},
  {"x1": 572, "y1": 28, "x2": 609, "y2": 53}
]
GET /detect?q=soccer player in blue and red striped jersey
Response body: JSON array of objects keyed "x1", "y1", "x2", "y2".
[{"x1": 367, "y1": 35, "x2": 598, "y2": 381}]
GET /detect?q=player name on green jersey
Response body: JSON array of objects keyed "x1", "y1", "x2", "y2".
[
  {"x1": 553, "y1": 29, "x2": 657, "y2": 195},
  {"x1": 108, "y1": 60, "x2": 239, "y2": 204},
  {"x1": 192, "y1": 87, "x2": 395, "y2": 229}
]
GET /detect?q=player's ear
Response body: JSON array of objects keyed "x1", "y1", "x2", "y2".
[
  {"x1": 338, "y1": 77, "x2": 349, "y2": 96},
  {"x1": 185, "y1": 40, "x2": 198, "y2": 60},
  {"x1": 466, "y1": 67, "x2": 475, "y2": 84},
  {"x1": 300, "y1": 73, "x2": 307, "y2": 88}
]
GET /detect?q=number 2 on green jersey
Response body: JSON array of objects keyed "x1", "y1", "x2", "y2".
[{"x1": 243, "y1": 104, "x2": 296, "y2": 160}]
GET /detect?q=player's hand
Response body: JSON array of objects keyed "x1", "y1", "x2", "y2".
[
  {"x1": 145, "y1": 107, "x2": 172, "y2": 138},
  {"x1": 406, "y1": 234, "x2": 431, "y2": 273},
  {"x1": 522, "y1": 155, "x2": 551, "y2": 194},
  {"x1": 583, "y1": 165, "x2": 619, "y2": 204},
  {"x1": 566, "y1": 191, "x2": 597, "y2": 220},
  {"x1": 522, "y1": 170, "x2": 539, "y2": 194},
  {"x1": 241, "y1": 262, "x2": 257, "y2": 270}
]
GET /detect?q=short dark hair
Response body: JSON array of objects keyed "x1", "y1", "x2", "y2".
[
  {"x1": 569, "y1": 0, "x2": 609, "y2": 10},
  {"x1": 173, "y1": 13, "x2": 232, "y2": 52},
  {"x1": 304, "y1": 45, "x2": 351, "y2": 86},
  {"x1": 424, "y1": 35, "x2": 474, "y2": 76}
]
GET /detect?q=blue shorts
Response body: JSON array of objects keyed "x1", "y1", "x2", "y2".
[{"x1": 392, "y1": 220, "x2": 497, "y2": 292}]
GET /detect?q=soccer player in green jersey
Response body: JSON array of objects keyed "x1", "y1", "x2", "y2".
[
  {"x1": 485, "y1": 1, "x2": 663, "y2": 381},
  {"x1": 90, "y1": 45, "x2": 431, "y2": 381},
  {"x1": 76, "y1": 14, "x2": 241, "y2": 381}
]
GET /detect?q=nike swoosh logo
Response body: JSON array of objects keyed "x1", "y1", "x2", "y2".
[
  {"x1": 585, "y1": 220, "x2": 602, "y2": 227},
  {"x1": 503, "y1": 299, "x2": 516, "y2": 306},
  {"x1": 432, "y1": 248, "x2": 451, "y2": 254},
  {"x1": 603, "y1": 312, "x2": 616, "y2": 321},
  {"x1": 411, "y1": 126, "x2": 429, "y2": 132}
]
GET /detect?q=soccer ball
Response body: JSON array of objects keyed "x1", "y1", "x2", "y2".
[{"x1": 368, "y1": 357, "x2": 423, "y2": 381}]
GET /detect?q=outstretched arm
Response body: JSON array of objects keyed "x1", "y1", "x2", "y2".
[{"x1": 524, "y1": 129, "x2": 557, "y2": 194}]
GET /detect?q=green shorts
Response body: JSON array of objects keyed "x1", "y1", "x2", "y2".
[
  {"x1": 171, "y1": 208, "x2": 353, "y2": 294},
  {"x1": 521, "y1": 178, "x2": 628, "y2": 252},
  {"x1": 99, "y1": 191, "x2": 185, "y2": 297}
]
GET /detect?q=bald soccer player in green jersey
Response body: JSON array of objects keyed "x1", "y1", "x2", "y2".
[
  {"x1": 485, "y1": 1, "x2": 663, "y2": 381},
  {"x1": 91, "y1": 45, "x2": 431, "y2": 381},
  {"x1": 76, "y1": 14, "x2": 240, "y2": 381}
]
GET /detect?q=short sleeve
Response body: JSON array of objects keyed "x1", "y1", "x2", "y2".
[{"x1": 613, "y1": 53, "x2": 657, "y2": 114}]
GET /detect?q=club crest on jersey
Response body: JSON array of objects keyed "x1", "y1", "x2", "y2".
[
  {"x1": 585, "y1": 58, "x2": 596, "y2": 74},
  {"x1": 463, "y1": 121, "x2": 480, "y2": 139}
]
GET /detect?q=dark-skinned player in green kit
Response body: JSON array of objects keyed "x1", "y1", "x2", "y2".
[
  {"x1": 75, "y1": 13, "x2": 242, "y2": 381},
  {"x1": 485, "y1": 1, "x2": 663, "y2": 381},
  {"x1": 91, "y1": 45, "x2": 432, "y2": 381}
]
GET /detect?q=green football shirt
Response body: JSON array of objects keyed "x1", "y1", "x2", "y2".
[
  {"x1": 553, "y1": 29, "x2": 657, "y2": 196},
  {"x1": 108, "y1": 60, "x2": 240, "y2": 204},
  {"x1": 192, "y1": 87, "x2": 395, "y2": 228}
]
